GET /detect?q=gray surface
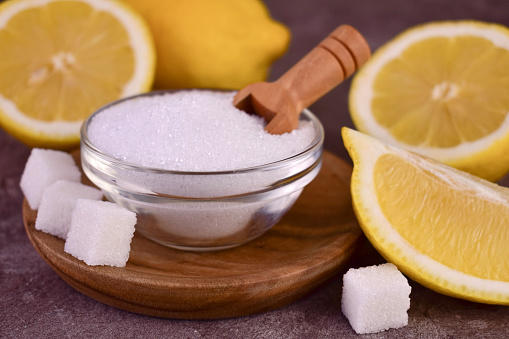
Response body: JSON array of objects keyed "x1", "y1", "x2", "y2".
[{"x1": 2, "y1": 0, "x2": 509, "y2": 338}]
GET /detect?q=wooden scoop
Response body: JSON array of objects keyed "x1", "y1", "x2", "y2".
[{"x1": 233, "y1": 25, "x2": 371, "y2": 134}]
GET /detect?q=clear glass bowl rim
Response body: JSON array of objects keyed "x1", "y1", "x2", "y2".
[{"x1": 80, "y1": 89, "x2": 325, "y2": 177}]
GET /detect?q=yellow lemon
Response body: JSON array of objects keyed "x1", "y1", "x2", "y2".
[
  {"x1": 124, "y1": 0, "x2": 290, "y2": 90},
  {"x1": 0, "y1": 0, "x2": 155, "y2": 150},
  {"x1": 349, "y1": 21, "x2": 509, "y2": 182},
  {"x1": 343, "y1": 126, "x2": 509, "y2": 304}
]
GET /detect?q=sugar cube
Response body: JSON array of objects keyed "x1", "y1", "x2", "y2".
[
  {"x1": 64, "y1": 199, "x2": 136, "y2": 267},
  {"x1": 20, "y1": 148, "x2": 81, "y2": 209},
  {"x1": 341, "y1": 263, "x2": 411, "y2": 334},
  {"x1": 35, "y1": 180, "x2": 103, "y2": 239}
]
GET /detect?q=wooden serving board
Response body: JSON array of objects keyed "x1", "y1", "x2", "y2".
[{"x1": 23, "y1": 151, "x2": 364, "y2": 319}]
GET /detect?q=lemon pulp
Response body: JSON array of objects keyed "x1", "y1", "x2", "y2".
[
  {"x1": 375, "y1": 153, "x2": 509, "y2": 282},
  {"x1": 372, "y1": 35, "x2": 509, "y2": 148},
  {"x1": 0, "y1": 1, "x2": 135, "y2": 122}
]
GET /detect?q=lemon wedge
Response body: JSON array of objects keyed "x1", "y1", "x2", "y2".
[
  {"x1": 349, "y1": 21, "x2": 509, "y2": 181},
  {"x1": 342, "y1": 126, "x2": 509, "y2": 304},
  {"x1": 0, "y1": 0, "x2": 155, "y2": 149}
]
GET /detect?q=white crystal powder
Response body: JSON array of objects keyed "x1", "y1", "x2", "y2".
[
  {"x1": 87, "y1": 90, "x2": 317, "y2": 171},
  {"x1": 84, "y1": 90, "x2": 321, "y2": 247}
]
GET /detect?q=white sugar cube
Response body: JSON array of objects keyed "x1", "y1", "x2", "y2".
[
  {"x1": 35, "y1": 181, "x2": 103, "y2": 239},
  {"x1": 341, "y1": 263, "x2": 411, "y2": 334},
  {"x1": 64, "y1": 199, "x2": 136, "y2": 267},
  {"x1": 20, "y1": 148, "x2": 81, "y2": 209}
]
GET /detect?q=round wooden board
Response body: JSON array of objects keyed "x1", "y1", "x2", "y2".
[{"x1": 23, "y1": 151, "x2": 363, "y2": 319}]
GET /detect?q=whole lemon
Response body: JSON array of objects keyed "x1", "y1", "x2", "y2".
[{"x1": 124, "y1": 0, "x2": 290, "y2": 90}]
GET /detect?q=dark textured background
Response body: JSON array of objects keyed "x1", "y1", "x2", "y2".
[{"x1": 2, "y1": 0, "x2": 509, "y2": 338}]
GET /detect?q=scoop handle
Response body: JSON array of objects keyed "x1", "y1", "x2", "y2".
[{"x1": 276, "y1": 25, "x2": 370, "y2": 112}]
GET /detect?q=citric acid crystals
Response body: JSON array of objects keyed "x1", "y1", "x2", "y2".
[
  {"x1": 82, "y1": 90, "x2": 323, "y2": 250},
  {"x1": 87, "y1": 90, "x2": 316, "y2": 172}
]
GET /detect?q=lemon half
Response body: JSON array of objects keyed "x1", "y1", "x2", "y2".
[
  {"x1": 0, "y1": 0, "x2": 155, "y2": 149},
  {"x1": 343, "y1": 127, "x2": 509, "y2": 304},
  {"x1": 349, "y1": 21, "x2": 509, "y2": 181}
]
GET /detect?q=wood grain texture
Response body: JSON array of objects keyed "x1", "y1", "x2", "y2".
[
  {"x1": 23, "y1": 151, "x2": 363, "y2": 319},
  {"x1": 233, "y1": 25, "x2": 370, "y2": 135}
]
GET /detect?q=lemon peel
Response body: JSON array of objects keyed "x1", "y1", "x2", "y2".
[{"x1": 124, "y1": 0, "x2": 290, "y2": 90}]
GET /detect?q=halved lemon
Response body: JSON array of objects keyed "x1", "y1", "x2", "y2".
[
  {"x1": 0, "y1": 0, "x2": 155, "y2": 149},
  {"x1": 349, "y1": 21, "x2": 509, "y2": 182},
  {"x1": 342, "y1": 126, "x2": 509, "y2": 304}
]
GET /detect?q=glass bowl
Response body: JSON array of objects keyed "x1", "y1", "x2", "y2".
[{"x1": 80, "y1": 90, "x2": 324, "y2": 251}]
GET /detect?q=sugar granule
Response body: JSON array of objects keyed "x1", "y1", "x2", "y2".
[{"x1": 87, "y1": 90, "x2": 317, "y2": 171}]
